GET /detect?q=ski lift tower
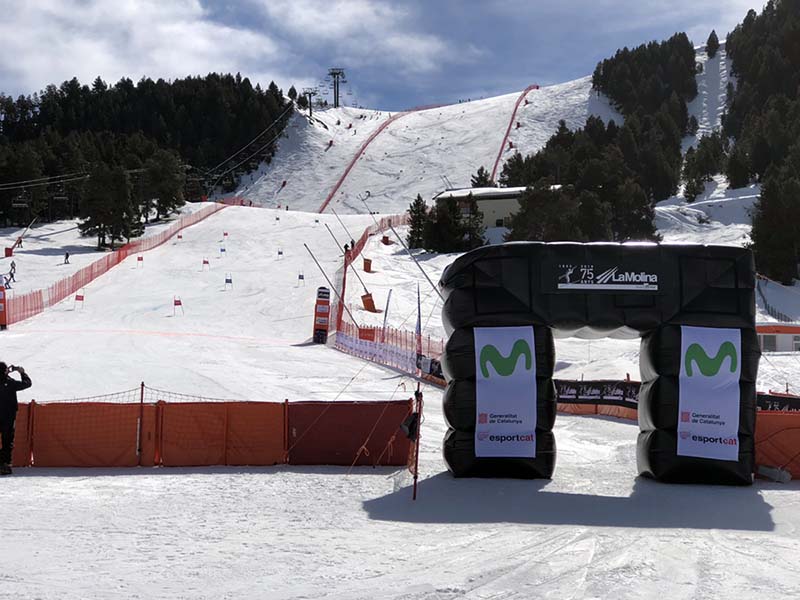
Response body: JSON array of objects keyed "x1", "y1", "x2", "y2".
[
  {"x1": 302, "y1": 87, "x2": 318, "y2": 117},
  {"x1": 327, "y1": 68, "x2": 346, "y2": 108}
]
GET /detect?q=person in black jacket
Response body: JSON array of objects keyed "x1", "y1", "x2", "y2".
[{"x1": 0, "y1": 362, "x2": 32, "y2": 475}]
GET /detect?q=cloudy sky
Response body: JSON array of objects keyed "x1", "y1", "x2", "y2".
[{"x1": 0, "y1": 0, "x2": 762, "y2": 110}]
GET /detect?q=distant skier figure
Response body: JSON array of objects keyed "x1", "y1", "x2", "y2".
[
  {"x1": 3, "y1": 275, "x2": 11, "y2": 289},
  {"x1": 9, "y1": 261, "x2": 15, "y2": 275},
  {"x1": 64, "y1": 251, "x2": 70, "y2": 265}
]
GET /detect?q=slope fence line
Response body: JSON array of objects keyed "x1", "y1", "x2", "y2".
[
  {"x1": 330, "y1": 213, "x2": 408, "y2": 330},
  {"x1": 2, "y1": 199, "x2": 247, "y2": 327},
  {"x1": 329, "y1": 213, "x2": 447, "y2": 386},
  {"x1": 490, "y1": 83, "x2": 540, "y2": 182}
]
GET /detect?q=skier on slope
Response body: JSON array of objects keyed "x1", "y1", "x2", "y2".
[{"x1": 0, "y1": 362, "x2": 32, "y2": 475}]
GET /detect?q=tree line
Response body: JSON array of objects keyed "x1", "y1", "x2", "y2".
[
  {"x1": 724, "y1": 1, "x2": 800, "y2": 282},
  {"x1": 0, "y1": 73, "x2": 290, "y2": 248},
  {"x1": 0, "y1": 73, "x2": 287, "y2": 171},
  {"x1": 499, "y1": 32, "x2": 698, "y2": 243},
  {"x1": 404, "y1": 33, "x2": 700, "y2": 250}
]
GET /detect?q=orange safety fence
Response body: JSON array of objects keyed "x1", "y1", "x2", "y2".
[
  {"x1": 158, "y1": 401, "x2": 285, "y2": 467},
  {"x1": 10, "y1": 403, "x2": 31, "y2": 468},
  {"x1": 6, "y1": 385, "x2": 413, "y2": 469},
  {"x1": 287, "y1": 399, "x2": 413, "y2": 466},
  {"x1": 754, "y1": 411, "x2": 800, "y2": 478},
  {"x1": 4, "y1": 202, "x2": 228, "y2": 327},
  {"x1": 557, "y1": 403, "x2": 638, "y2": 421},
  {"x1": 30, "y1": 402, "x2": 157, "y2": 468}
]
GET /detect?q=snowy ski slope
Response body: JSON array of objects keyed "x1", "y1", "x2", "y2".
[{"x1": 239, "y1": 77, "x2": 622, "y2": 214}]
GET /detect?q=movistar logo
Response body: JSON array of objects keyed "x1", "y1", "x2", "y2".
[
  {"x1": 685, "y1": 342, "x2": 738, "y2": 377},
  {"x1": 479, "y1": 340, "x2": 532, "y2": 378}
]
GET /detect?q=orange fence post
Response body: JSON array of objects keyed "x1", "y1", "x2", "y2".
[
  {"x1": 155, "y1": 400, "x2": 164, "y2": 466},
  {"x1": 223, "y1": 404, "x2": 229, "y2": 466},
  {"x1": 284, "y1": 399, "x2": 290, "y2": 464},
  {"x1": 137, "y1": 382, "x2": 145, "y2": 466}
]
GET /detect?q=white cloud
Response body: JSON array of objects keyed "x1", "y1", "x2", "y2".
[
  {"x1": 0, "y1": 0, "x2": 286, "y2": 94},
  {"x1": 250, "y1": 0, "x2": 474, "y2": 75}
]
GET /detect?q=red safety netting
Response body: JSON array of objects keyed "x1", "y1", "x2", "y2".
[
  {"x1": 6, "y1": 203, "x2": 227, "y2": 326},
  {"x1": 287, "y1": 399, "x2": 413, "y2": 466},
  {"x1": 9, "y1": 384, "x2": 412, "y2": 469}
]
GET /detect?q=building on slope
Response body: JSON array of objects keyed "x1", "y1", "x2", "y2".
[
  {"x1": 757, "y1": 323, "x2": 800, "y2": 353},
  {"x1": 433, "y1": 187, "x2": 526, "y2": 228}
]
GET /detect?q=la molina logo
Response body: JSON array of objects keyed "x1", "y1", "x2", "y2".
[
  {"x1": 479, "y1": 339, "x2": 532, "y2": 378},
  {"x1": 557, "y1": 263, "x2": 658, "y2": 291}
]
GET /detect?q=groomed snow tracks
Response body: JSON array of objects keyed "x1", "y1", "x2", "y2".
[
  {"x1": 317, "y1": 87, "x2": 538, "y2": 213},
  {"x1": 317, "y1": 111, "x2": 413, "y2": 213}
]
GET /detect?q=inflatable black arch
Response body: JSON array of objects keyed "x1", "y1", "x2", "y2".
[{"x1": 439, "y1": 242, "x2": 760, "y2": 485}]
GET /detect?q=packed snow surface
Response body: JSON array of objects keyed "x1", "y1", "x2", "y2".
[
  {"x1": 2, "y1": 414, "x2": 800, "y2": 599},
  {"x1": 2, "y1": 205, "x2": 799, "y2": 599}
]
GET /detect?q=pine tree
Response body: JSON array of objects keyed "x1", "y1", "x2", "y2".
[
  {"x1": 576, "y1": 190, "x2": 613, "y2": 241},
  {"x1": 462, "y1": 193, "x2": 486, "y2": 249},
  {"x1": 683, "y1": 176, "x2": 705, "y2": 202},
  {"x1": 79, "y1": 162, "x2": 116, "y2": 249},
  {"x1": 470, "y1": 166, "x2": 493, "y2": 187},
  {"x1": 424, "y1": 197, "x2": 465, "y2": 252},
  {"x1": 406, "y1": 194, "x2": 427, "y2": 249},
  {"x1": 726, "y1": 143, "x2": 751, "y2": 188},
  {"x1": 106, "y1": 166, "x2": 141, "y2": 248},
  {"x1": 751, "y1": 173, "x2": 800, "y2": 283},
  {"x1": 688, "y1": 115, "x2": 699, "y2": 135},
  {"x1": 707, "y1": 30, "x2": 720, "y2": 59},
  {"x1": 144, "y1": 149, "x2": 186, "y2": 220},
  {"x1": 287, "y1": 86, "x2": 298, "y2": 102},
  {"x1": 507, "y1": 181, "x2": 582, "y2": 242},
  {"x1": 613, "y1": 178, "x2": 658, "y2": 241}
]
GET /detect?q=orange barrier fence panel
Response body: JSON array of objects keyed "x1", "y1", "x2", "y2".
[
  {"x1": 557, "y1": 403, "x2": 598, "y2": 416},
  {"x1": 32, "y1": 403, "x2": 143, "y2": 467},
  {"x1": 755, "y1": 411, "x2": 800, "y2": 478},
  {"x1": 225, "y1": 402, "x2": 285, "y2": 466},
  {"x1": 288, "y1": 400, "x2": 412, "y2": 466},
  {"x1": 11, "y1": 403, "x2": 31, "y2": 467},
  {"x1": 596, "y1": 405, "x2": 638, "y2": 422},
  {"x1": 160, "y1": 403, "x2": 226, "y2": 466}
]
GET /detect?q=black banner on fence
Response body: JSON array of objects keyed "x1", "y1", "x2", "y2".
[
  {"x1": 554, "y1": 380, "x2": 800, "y2": 413},
  {"x1": 554, "y1": 380, "x2": 639, "y2": 409},
  {"x1": 757, "y1": 393, "x2": 800, "y2": 412}
]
